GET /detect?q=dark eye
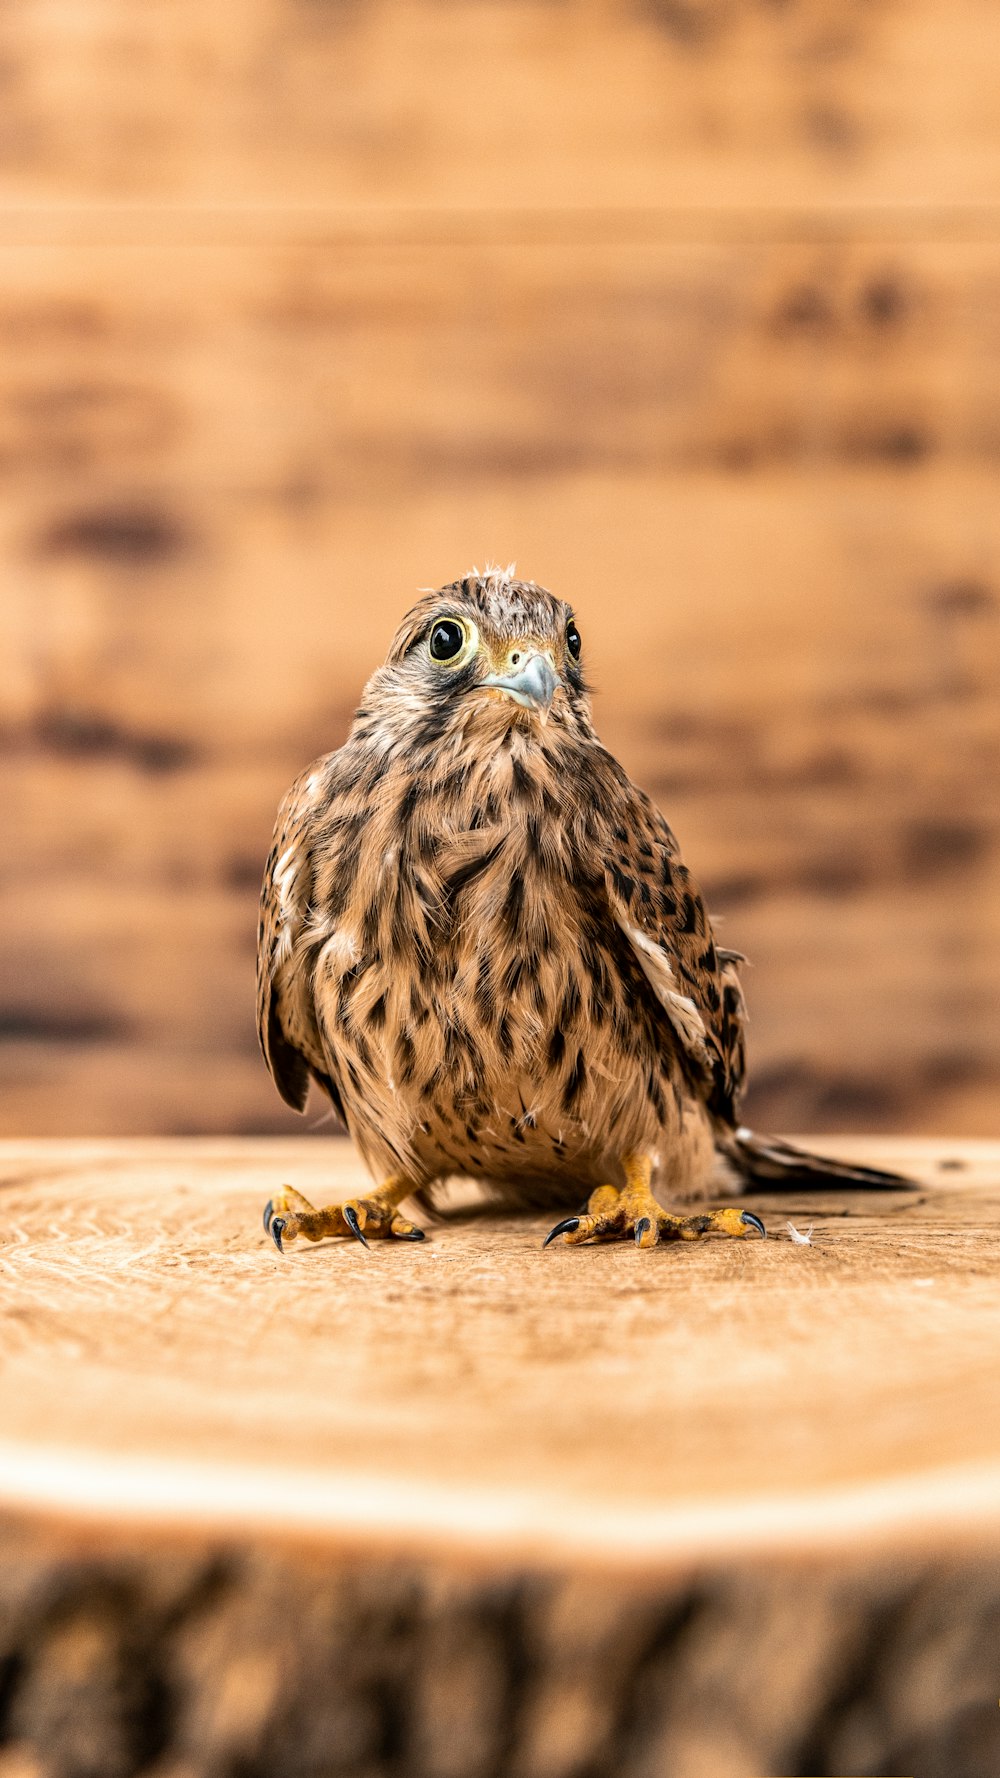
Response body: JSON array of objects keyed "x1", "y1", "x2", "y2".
[
  {"x1": 429, "y1": 619, "x2": 466, "y2": 662},
  {"x1": 566, "y1": 620, "x2": 582, "y2": 661}
]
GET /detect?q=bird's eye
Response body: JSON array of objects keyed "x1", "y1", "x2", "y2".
[
  {"x1": 429, "y1": 619, "x2": 467, "y2": 662},
  {"x1": 566, "y1": 620, "x2": 582, "y2": 661}
]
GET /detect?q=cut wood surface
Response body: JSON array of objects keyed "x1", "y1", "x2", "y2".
[{"x1": 1, "y1": 1136, "x2": 998, "y2": 1573}]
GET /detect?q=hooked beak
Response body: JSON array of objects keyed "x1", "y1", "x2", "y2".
[{"x1": 481, "y1": 653, "x2": 561, "y2": 721}]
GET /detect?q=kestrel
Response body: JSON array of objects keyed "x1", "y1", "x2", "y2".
[{"x1": 257, "y1": 567, "x2": 909, "y2": 1252}]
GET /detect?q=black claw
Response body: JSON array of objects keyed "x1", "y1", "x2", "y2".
[
  {"x1": 741, "y1": 1210, "x2": 766, "y2": 1238},
  {"x1": 343, "y1": 1205, "x2": 370, "y2": 1248},
  {"x1": 543, "y1": 1216, "x2": 580, "y2": 1248},
  {"x1": 270, "y1": 1216, "x2": 286, "y2": 1254},
  {"x1": 395, "y1": 1227, "x2": 426, "y2": 1241},
  {"x1": 263, "y1": 1200, "x2": 274, "y2": 1234},
  {"x1": 634, "y1": 1217, "x2": 651, "y2": 1245}
]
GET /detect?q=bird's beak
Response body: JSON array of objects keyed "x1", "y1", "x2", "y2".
[{"x1": 481, "y1": 653, "x2": 561, "y2": 722}]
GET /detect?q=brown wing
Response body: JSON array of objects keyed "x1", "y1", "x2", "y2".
[
  {"x1": 593, "y1": 756, "x2": 746, "y2": 1123},
  {"x1": 256, "y1": 754, "x2": 346, "y2": 1119}
]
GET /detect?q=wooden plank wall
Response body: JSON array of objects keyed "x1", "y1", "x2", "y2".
[{"x1": 1, "y1": 0, "x2": 998, "y2": 1138}]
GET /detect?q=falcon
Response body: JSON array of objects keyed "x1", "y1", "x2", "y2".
[{"x1": 257, "y1": 567, "x2": 909, "y2": 1252}]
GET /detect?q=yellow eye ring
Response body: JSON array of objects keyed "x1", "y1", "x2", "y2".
[{"x1": 427, "y1": 616, "x2": 478, "y2": 668}]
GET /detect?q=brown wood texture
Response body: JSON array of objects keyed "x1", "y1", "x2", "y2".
[
  {"x1": 1, "y1": 1136, "x2": 999, "y2": 1565},
  {"x1": 0, "y1": 0, "x2": 999, "y2": 213},
  {"x1": 2, "y1": 1136, "x2": 1000, "y2": 1776},
  {"x1": 0, "y1": 1525, "x2": 998, "y2": 1778},
  {"x1": 1, "y1": 1531, "x2": 998, "y2": 1778},
  {"x1": 1, "y1": 239, "x2": 998, "y2": 1139},
  {"x1": 0, "y1": 1, "x2": 999, "y2": 1143}
]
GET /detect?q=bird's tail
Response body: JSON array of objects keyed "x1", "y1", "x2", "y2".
[{"x1": 721, "y1": 1126, "x2": 917, "y2": 1191}]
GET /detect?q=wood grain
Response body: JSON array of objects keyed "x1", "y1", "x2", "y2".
[
  {"x1": 1, "y1": 4, "x2": 999, "y2": 1142},
  {"x1": 1, "y1": 1136, "x2": 998, "y2": 1567},
  {"x1": 1, "y1": 1137, "x2": 1000, "y2": 1775},
  {"x1": 1, "y1": 0, "x2": 1000, "y2": 212},
  {"x1": 1, "y1": 239, "x2": 998, "y2": 1137},
  {"x1": 1, "y1": 1523, "x2": 997, "y2": 1778}
]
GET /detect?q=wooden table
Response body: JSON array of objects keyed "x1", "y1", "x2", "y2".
[{"x1": 1, "y1": 1137, "x2": 998, "y2": 1778}]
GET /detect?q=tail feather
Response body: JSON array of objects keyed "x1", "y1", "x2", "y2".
[{"x1": 723, "y1": 1126, "x2": 917, "y2": 1191}]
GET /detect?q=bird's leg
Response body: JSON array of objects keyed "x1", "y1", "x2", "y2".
[
  {"x1": 544, "y1": 1152, "x2": 765, "y2": 1250},
  {"x1": 264, "y1": 1174, "x2": 424, "y2": 1253}
]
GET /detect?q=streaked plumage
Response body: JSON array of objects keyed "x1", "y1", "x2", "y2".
[{"x1": 257, "y1": 568, "x2": 909, "y2": 1251}]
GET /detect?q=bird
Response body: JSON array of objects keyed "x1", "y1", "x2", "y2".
[{"x1": 257, "y1": 565, "x2": 911, "y2": 1254}]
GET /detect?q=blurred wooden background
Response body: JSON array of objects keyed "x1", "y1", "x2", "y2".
[{"x1": 0, "y1": 0, "x2": 998, "y2": 1139}]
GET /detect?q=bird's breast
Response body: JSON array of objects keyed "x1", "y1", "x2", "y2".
[{"x1": 312, "y1": 814, "x2": 666, "y2": 1186}]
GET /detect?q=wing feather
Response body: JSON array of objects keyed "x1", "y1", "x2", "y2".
[
  {"x1": 593, "y1": 757, "x2": 747, "y2": 1121},
  {"x1": 256, "y1": 756, "x2": 346, "y2": 1118}
]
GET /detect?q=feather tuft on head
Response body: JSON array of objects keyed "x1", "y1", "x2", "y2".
[{"x1": 470, "y1": 560, "x2": 518, "y2": 591}]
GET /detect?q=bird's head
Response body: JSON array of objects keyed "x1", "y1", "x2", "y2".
[{"x1": 367, "y1": 567, "x2": 593, "y2": 743}]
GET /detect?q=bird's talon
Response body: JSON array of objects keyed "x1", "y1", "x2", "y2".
[
  {"x1": 261, "y1": 1180, "x2": 421, "y2": 1250},
  {"x1": 634, "y1": 1215, "x2": 658, "y2": 1248},
  {"x1": 343, "y1": 1205, "x2": 370, "y2": 1248},
  {"x1": 664, "y1": 1205, "x2": 767, "y2": 1242},
  {"x1": 388, "y1": 1211, "x2": 426, "y2": 1240},
  {"x1": 543, "y1": 1216, "x2": 580, "y2": 1248}
]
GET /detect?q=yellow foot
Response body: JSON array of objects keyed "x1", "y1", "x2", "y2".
[
  {"x1": 263, "y1": 1177, "x2": 424, "y2": 1253},
  {"x1": 543, "y1": 1160, "x2": 765, "y2": 1251}
]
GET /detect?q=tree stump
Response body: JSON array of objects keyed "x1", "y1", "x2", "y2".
[{"x1": 0, "y1": 1137, "x2": 998, "y2": 1778}]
